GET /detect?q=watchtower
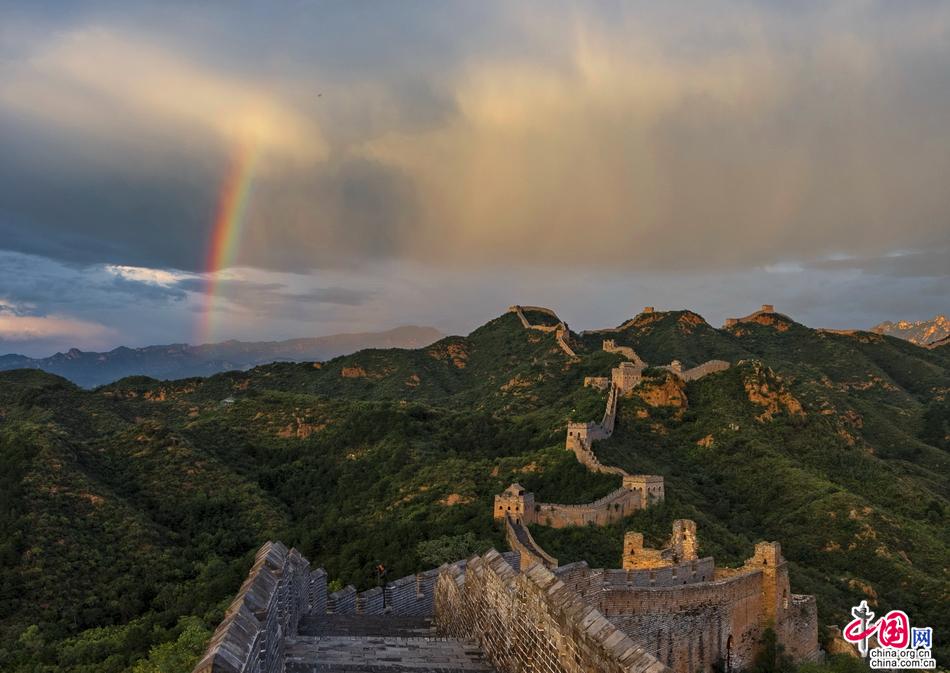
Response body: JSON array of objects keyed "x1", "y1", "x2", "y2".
[
  {"x1": 622, "y1": 474, "x2": 665, "y2": 506},
  {"x1": 670, "y1": 519, "x2": 698, "y2": 562},
  {"x1": 744, "y1": 541, "x2": 791, "y2": 626},
  {"x1": 493, "y1": 483, "x2": 536, "y2": 524}
]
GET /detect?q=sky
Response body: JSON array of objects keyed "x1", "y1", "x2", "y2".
[{"x1": 0, "y1": 1, "x2": 947, "y2": 356}]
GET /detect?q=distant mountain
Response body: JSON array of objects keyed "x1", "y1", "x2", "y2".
[
  {"x1": 871, "y1": 314, "x2": 949, "y2": 345},
  {"x1": 0, "y1": 325, "x2": 443, "y2": 387}
]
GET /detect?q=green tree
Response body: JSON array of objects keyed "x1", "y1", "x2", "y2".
[{"x1": 131, "y1": 617, "x2": 209, "y2": 673}]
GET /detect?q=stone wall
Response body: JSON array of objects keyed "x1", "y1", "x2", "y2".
[
  {"x1": 535, "y1": 487, "x2": 642, "y2": 527},
  {"x1": 328, "y1": 585, "x2": 356, "y2": 614},
  {"x1": 723, "y1": 304, "x2": 785, "y2": 328},
  {"x1": 659, "y1": 360, "x2": 730, "y2": 382},
  {"x1": 553, "y1": 561, "x2": 764, "y2": 673},
  {"x1": 612, "y1": 362, "x2": 646, "y2": 393},
  {"x1": 495, "y1": 482, "x2": 648, "y2": 528},
  {"x1": 566, "y1": 382, "x2": 619, "y2": 452},
  {"x1": 604, "y1": 340, "x2": 647, "y2": 365},
  {"x1": 192, "y1": 542, "x2": 311, "y2": 673},
  {"x1": 508, "y1": 305, "x2": 577, "y2": 357},
  {"x1": 555, "y1": 559, "x2": 717, "y2": 593},
  {"x1": 550, "y1": 544, "x2": 821, "y2": 673},
  {"x1": 782, "y1": 595, "x2": 822, "y2": 662},
  {"x1": 193, "y1": 543, "x2": 528, "y2": 673},
  {"x1": 308, "y1": 568, "x2": 327, "y2": 616},
  {"x1": 584, "y1": 376, "x2": 610, "y2": 390},
  {"x1": 434, "y1": 550, "x2": 671, "y2": 673},
  {"x1": 621, "y1": 475, "x2": 666, "y2": 507},
  {"x1": 567, "y1": 433, "x2": 628, "y2": 476},
  {"x1": 505, "y1": 514, "x2": 559, "y2": 569}
]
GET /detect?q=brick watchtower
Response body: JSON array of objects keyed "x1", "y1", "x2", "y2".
[{"x1": 493, "y1": 483, "x2": 536, "y2": 524}]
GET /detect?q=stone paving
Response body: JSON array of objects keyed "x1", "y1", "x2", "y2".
[{"x1": 286, "y1": 614, "x2": 495, "y2": 673}]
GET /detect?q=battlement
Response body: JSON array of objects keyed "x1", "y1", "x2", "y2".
[
  {"x1": 563, "y1": 527, "x2": 820, "y2": 673},
  {"x1": 657, "y1": 359, "x2": 731, "y2": 382},
  {"x1": 622, "y1": 519, "x2": 695, "y2": 570},
  {"x1": 196, "y1": 530, "x2": 818, "y2": 673},
  {"x1": 584, "y1": 375, "x2": 610, "y2": 390},
  {"x1": 603, "y1": 340, "x2": 647, "y2": 365},
  {"x1": 621, "y1": 474, "x2": 665, "y2": 505},
  {"x1": 504, "y1": 514, "x2": 558, "y2": 569},
  {"x1": 436, "y1": 550, "x2": 670, "y2": 673},
  {"x1": 509, "y1": 305, "x2": 577, "y2": 356},
  {"x1": 494, "y1": 482, "x2": 648, "y2": 529},
  {"x1": 724, "y1": 304, "x2": 791, "y2": 329}
]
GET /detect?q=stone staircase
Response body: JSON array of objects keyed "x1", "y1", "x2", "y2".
[{"x1": 286, "y1": 614, "x2": 495, "y2": 673}]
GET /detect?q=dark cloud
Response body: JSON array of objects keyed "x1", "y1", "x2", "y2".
[
  {"x1": 0, "y1": 120, "x2": 219, "y2": 270},
  {"x1": 173, "y1": 277, "x2": 372, "y2": 305},
  {"x1": 2, "y1": 2, "x2": 950, "y2": 275},
  {"x1": 0, "y1": 2, "x2": 948, "y2": 353}
]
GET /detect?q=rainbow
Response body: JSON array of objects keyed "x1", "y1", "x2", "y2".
[{"x1": 199, "y1": 142, "x2": 260, "y2": 344}]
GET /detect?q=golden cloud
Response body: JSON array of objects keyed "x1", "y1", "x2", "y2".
[
  {"x1": 0, "y1": 28, "x2": 327, "y2": 165},
  {"x1": 0, "y1": 312, "x2": 114, "y2": 343}
]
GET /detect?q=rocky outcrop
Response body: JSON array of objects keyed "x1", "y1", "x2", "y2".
[
  {"x1": 871, "y1": 314, "x2": 950, "y2": 346},
  {"x1": 741, "y1": 361, "x2": 805, "y2": 421},
  {"x1": 634, "y1": 374, "x2": 687, "y2": 413}
]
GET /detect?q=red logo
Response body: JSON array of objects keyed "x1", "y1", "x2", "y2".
[
  {"x1": 876, "y1": 611, "x2": 910, "y2": 649},
  {"x1": 843, "y1": 604, "x2": 911, "y2": 650}
]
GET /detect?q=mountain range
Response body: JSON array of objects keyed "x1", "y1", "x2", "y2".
[
  {"x1": 871, "y1": 314, "x2": 949, "y2": 345},
  {"x1": 0, "y1": 326, "x2": 443, "y2": 388},
  {"x1": 0, "y1": 306, "x2": 947, "y2": 671}
]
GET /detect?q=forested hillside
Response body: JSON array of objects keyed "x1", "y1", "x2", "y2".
[{"x1": 1, "y1": 308, "x2": 947, "y2": 671}]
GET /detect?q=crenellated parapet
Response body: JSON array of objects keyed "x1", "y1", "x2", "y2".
[
  {"x1": 657, "y1": 359, "x2": 730, "y2": 381},
  {"x1": 192, "y1": 542, "x2": 524, "y2": 673},
  {"x1": 508, "y1": 305, "x2": 577, "y2": 357},
  {"x1": 494, "y1": 483, "x2": 647, "y2": 529},
  {"x1": 603, "y1": 339, "x2": 647, "y2": 365},
  {"x1": 622, "y1": 519, "x2": 697, "y2": 570},
  {"x1": 504, "y1": 513, "x2": 558, "y2": 569},
  {"x1": 192, "y1": 541, "x2": 312, "y2": 673},
  {"x1": 724, "y1": 303, "x2": 789, "y2": 328},
  {"x1": 435, "y1": 550, "x2": 671, "y2": 673},
  {"x1": 558, "y1": 526, "x2": 822, "y2": 673}
]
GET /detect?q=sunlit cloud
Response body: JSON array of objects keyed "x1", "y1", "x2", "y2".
[
  {"x1": 0, "y1": 2, "x2": 947, "y2": 353},
  {"x1": 0, "y1": 28, "x2": 327, "y2": 166},
  {"x1": 0, "y1": 300, "x2": 114, "y2": 343},
  {"x1": 359, "y1": 7, "x2": 950, "y2": 271},
  {"x1": 105, "y1": 264, "x2": 191, "y2": 287}
]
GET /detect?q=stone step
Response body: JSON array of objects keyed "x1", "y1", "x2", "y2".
[
  {"x1": 299, "y1": 614, "x2": 437, "y2": 638},
  {"x1": 285, "y1": 635, "x2": 495, "y2": 672}
]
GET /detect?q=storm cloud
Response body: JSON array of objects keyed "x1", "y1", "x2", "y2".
[{"x1": 0, "y1": 1, "x2": 947, "y2": 351}]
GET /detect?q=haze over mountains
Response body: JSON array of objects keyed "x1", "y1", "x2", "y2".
[
  {"x1": 0, "y1": 326, "x2": 443, "y2": 388},
  {"x1": 4, "y1": 312, "x2": 948, "y2": 388},
  {"x1": 871, "y1": 314, "x2": 950, "y2": 346}
]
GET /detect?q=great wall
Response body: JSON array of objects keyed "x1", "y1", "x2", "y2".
[{"x1": 194, "y1": 305, "x2": 822, "y2": 673}]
